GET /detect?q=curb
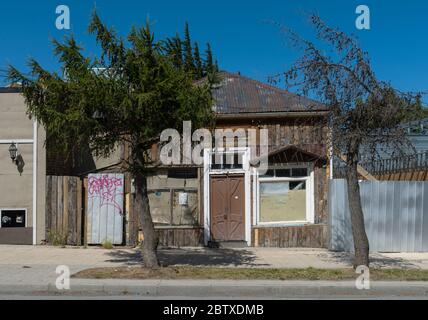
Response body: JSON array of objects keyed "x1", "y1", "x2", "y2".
[{"x1": 1, "y1": 280, "x2": 427, "y2": 298}]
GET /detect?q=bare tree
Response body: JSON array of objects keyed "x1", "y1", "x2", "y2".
[{"x1": 271, "y1": 15, "x2": 419, "y2": 267}]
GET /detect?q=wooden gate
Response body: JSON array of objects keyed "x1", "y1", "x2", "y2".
[
  {"x1": 45, "y1": 176, "x2": 83, "y2": 245},
  {"x1": 210, "y1": 174, "x2": 245, "y2": 241}
]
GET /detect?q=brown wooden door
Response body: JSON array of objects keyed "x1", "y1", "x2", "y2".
[{"x1": 210, "y1": 174, "x2": 245, "y2": 241}]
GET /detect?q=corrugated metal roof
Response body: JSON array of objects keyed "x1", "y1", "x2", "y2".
[
  {"x1": 0, "y1": 87, "x2": 21, "y2": 93},
  {"x1": 211, "y1": 72, "x2": 327, "y2": 114}
]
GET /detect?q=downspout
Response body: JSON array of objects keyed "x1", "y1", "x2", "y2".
[
  {"x1": 329, "y1": 127, "x2": 334, "y2": 180},
  {"x1": 329, "y1": 145, "x2": 334, "y2": 179},
  {"x1": 32, "y1": 120, "x2": 37, "y2": 245}
]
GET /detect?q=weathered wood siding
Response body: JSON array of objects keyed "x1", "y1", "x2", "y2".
[
  {"x1": 252, "y1": 224, "x2": 328, "y2": 248},
  {"x1": 156, "y1": 227, "x2": 204, "y2": 247},
  {"x1": 374, "y1": 170, "x2": 428, "y2": 181},
  {"x1": 45, "y1": 176, "x2": 83, "y2": 245}
]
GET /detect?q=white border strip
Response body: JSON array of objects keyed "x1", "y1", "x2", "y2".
[{"x1": 32, "y1": 121, "x2": 37, "y2": 244}]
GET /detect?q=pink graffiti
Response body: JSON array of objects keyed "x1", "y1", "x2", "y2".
[{"x1": 88, "y1": 175, "x2": 123, "y2": 214}]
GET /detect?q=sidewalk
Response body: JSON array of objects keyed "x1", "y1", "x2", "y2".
[
  {"x1": 1, "y1": 245, "x2": 428, "y2": 298},
  {"x1": 1, "y1": 278, "x2": 428, "y2": 299}
]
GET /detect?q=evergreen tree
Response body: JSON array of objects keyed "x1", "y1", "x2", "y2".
[
  {"x1": 193, "y1": 42, "x2": 203, "y2": 78},
  {"x1": 8, "y1": 12, "x2": 213, "y2": 268},
  {"x1": 204, "y1": 42, "x2": 214, "y2": 75},
  {"x1": 214, "y1": 59, "x2": 220, "y2": 73},
  {"x1": 183, "y1": 21, "x2": 195, "y2": 74},
  {"x1": 164, "y1": 33, "x2": 183, "y2": 69}
]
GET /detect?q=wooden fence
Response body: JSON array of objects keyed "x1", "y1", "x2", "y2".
[
  {"x1": 252, "y1": 225, "x2": 328, "y2": 248},
  {"x1": 45, "y1": 176, "x2": 83, "y2": 245},
  {"x1": 335, "y1": 152, "x2": 428, "y2": 181}
]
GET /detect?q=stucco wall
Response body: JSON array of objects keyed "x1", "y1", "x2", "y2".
[{"x1": 0, "y1": 91, "x2": 46, "y2": 243}]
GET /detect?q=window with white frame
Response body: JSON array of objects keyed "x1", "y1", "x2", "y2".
[
  {"x1": 210, "y1": 149, "x2": 245, "y2": 171},
  {"x1": 257, "y1": 166, "x2": 314, "y2": 224}
]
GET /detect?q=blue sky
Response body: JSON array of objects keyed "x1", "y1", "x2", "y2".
[{"x1": 1, "y1": 1, "x2": 427, "y2": 101}]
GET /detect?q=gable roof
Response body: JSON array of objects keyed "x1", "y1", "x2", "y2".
[
  {"x1": 211, "y1": 72, "x2": 327, "y2": 114},
  {"x1": 250, "y1": 144, "x2": 327, "y2": 166}
]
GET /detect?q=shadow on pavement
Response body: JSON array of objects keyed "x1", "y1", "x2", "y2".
[
  {"x1": 318, "y1": 251, "x2": 418, "y2": 269},
  {"x1": 104, "y1": 248, "x2": 269, "y2": 267}
]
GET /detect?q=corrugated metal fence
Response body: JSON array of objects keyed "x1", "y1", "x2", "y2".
[{"x1": 329, "y1": 179, "x2": 428, "y2": 252}]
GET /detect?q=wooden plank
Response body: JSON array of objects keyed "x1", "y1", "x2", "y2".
[
  {"x1": 51, "y1": 176, "x2": 58, "y2": 234},
  {"x1": 83, "y1": 178, "x2": 89, "y2": 246},
  {"x1": 63, "y1": 176, "x2": 69, "y2": 240},
  {"x1": 337, "y1": 153, "x2": 377, "y2": 181},
  {"x1": 45, "y1": 176, "x2": 52, "y2": 238},
  {"x1": 67, "y1": 177, "x2": 77, "y2": 245},
  {"x1": 57, "y1": 176, "x2": 64, "y2": 237},
  {"x1": 76, "y1": 177, "x2": 82, "y2": 246}
]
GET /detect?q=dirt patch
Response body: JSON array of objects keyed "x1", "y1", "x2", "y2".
[{"x1": 73, "y1": 266, "x2": 428, "y2": 281}]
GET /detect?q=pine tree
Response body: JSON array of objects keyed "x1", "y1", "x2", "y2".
[
  {"x1": 193, "y1": 42, "x2": 203, "y2": 79},
  {"x1": 8, "y1": 11, "x2": 213, "y2": 268},
  {"x1": 164, "y1": 33, "x2": 183, "y2": 69},
  {"x1": 183, "y1": 21, "x2": 195, "y2": 74},
  {"x1": 204, "y1": 42, "x2": 214, "y2": 75},
  {"x1": 214, "y1": 59, "x2": 220, "y2": 72}
]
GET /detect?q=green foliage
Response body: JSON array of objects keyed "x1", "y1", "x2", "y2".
[
  {"x1": 163, "y1": 23, "x2": 219, "y2": 81},
  {"x1": 7, "y1": 11, "x2": 215, "y2": 174},
  {"x1": 183, "y1": 21, "x2": 195, "y2": 74},
  {"x1": 47, "y1": 230, "x2": 68, "y2": 247},
  {"x1": 101, "y1": 240, "x2": 114, "y2": 249},
  {"x1": 193, "y1": 42, "x2": 203, "y2": 79},
  {"x1": 400, "y1": 95, "x2": 428, "y2": 123},
  {"x1": 204, "y1": 43, "x2": 214, "y2": 75}
]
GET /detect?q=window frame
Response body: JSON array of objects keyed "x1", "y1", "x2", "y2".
[
  {"x1": 209, "y1": 147, "x2": 247, "y2": 172},
  {"x1": 0, "y1": 208, "x2": 28, "y2": 228},
  {"x1": 256, "y1": 169, "x2": 315, "y2": 226}
]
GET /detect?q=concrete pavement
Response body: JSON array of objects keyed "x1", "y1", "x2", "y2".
[
  {"x1": 1, "y1": 245, "x2": 428, "y2": 298},
  {"x1": 0, "y1": 279, "x2": 428, "y2": 299}
]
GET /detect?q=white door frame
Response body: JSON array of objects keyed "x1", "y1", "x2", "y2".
[{"x1": 203, "y1": 148, "x2": 251, "y2": 246}]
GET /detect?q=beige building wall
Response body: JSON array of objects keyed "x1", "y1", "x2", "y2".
[{"x1": 0, "y1": 91, "x2": 46, "y2": 244}]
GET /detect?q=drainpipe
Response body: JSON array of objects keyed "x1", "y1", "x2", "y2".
[
  {"x1": 32, "y1": 120, "x2": 37, "y2": 245},
  {"x1": 329, "y1": 128, "x2": 334, "y2": 180}
]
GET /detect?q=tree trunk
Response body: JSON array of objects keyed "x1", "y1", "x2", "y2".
[
  {"x1": 346, "y1": 146, "x2": 370, "y2": 268},
  {"x1": 134, "y1": 171, "x2": 159, "y2": 268}
]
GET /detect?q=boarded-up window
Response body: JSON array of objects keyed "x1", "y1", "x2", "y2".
[
  {"x1": 149, "y1": 191, "x2": 171, "y2": 225},
  {"x1": 259, "y1": 180, "x2": 307, "y2": 223},
  {"x1": 148, "y1": 169, "x2": 199, "y2": 226},
  {"x1": 150, "y1": 189, "x2": 199, "y2": 226}
]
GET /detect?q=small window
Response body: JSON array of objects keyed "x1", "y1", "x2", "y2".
[
  {"x1": 260, "y1": 169, "x2": 275, "y2": 178},
  {"x1": 1, "y1": 210, "x2": 26, "y2": 228},
  {"x1": 275, "y1": 169, "x2": 291, "y2": 177},
  {"x1": 167, "y1": 168, "x2": 198, "y2": 179},
  {"x1": 211, "y1": 152, "x2": 243, "y2": 170},
  {"x1": 291, "y1": 168, "x2": 308, "y2": 177},
  {"x1": 260, "y1": 167, "x2": 308, "y2": 178}
]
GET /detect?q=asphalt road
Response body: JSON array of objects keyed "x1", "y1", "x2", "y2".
[{"x1": 0, "y1": 279, "x2": 427, "y2": 300}]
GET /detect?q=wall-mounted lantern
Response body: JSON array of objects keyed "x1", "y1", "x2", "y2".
[{"x1": 8, "y1": 143, "x2": 18, "y2": 162}]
